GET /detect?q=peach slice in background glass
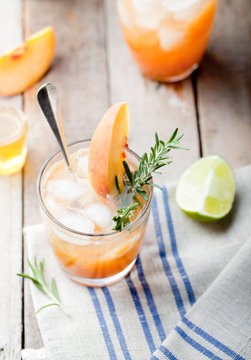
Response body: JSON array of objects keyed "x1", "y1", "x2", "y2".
[{"x1": 117, "y1": 0, "x2": 217, "y2": 82}]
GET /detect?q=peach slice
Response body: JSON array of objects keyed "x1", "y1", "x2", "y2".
[
  {"x1": 88, "y1": 103, "x2": 129, "y2": 197},
  {"x1": 0, "y1": 27, "x2": 55, "y2": 96}
]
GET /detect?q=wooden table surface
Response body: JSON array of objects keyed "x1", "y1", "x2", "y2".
[{"x1": 0, "y1": 0, "x2": 250, "y2": 358}]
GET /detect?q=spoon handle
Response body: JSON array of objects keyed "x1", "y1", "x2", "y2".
[{"x1": 37, "y1": 83, "x2": 75, "y2": 179}]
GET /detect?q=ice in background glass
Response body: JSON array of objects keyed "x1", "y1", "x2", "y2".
[
  {"x1": 117, "y1": 0, "x2": 217, "y2": 82},
  {"x1": 37, "y1": 140, "x2": 153, "y2": 287},
  {"x1": 0, "y1": 102, "x2": 28, "y2": 175}
]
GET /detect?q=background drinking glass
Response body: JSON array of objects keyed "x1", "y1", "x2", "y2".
[
  {"x1": 0, "y1": 102, "x2": 28, "y2": 175},
  {"x1": 37, "y1": 140, "x2": 153, "y2": 287},
  {"x1": 117, "y1": 0, "x2": 217, "y2": 82}
]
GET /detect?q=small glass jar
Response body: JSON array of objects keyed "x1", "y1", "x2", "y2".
[
  {"x1": 37, "y1": 140, "x2": 153, "y2": 287},
  {"x1": 0, "y1": 102, "x2": 28, "y2": 175},
  {"x1": 117, "y1": 0, "x2": 217, "y2": 82}
]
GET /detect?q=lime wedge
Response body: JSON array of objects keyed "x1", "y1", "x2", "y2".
[{"x1": 176, "y1": 155, "x2": 235, "y2": 222}]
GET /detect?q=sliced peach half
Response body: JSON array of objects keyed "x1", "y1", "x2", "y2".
[
  {"x1": 88, "y1": 102, "x2": 129, "y2": 197},
  {"x1": 0, "y1": 26, "x2": 55, "y2": 96}
]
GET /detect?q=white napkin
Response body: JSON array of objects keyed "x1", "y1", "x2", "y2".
[{"x1": 22, "y1": 165, "x2": 251, "y2": 360}]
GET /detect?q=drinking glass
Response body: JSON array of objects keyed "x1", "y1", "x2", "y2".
[
  {"x1": 117, "y1": 0, "x2": 217, "y2": 82},
  {"x1": 37, "y1": 140, "x2": 153, "y2": 287},
  {"x1": 0, "y1": 101, "x2": 28, "y2": 175}
]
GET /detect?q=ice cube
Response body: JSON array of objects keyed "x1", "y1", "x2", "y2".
[
  {"x1": 58, "y1": 211, "x2": 95, "y2": 234},
  {"x1": 158, "y1": 27, "x2": 185, "y2": 51},
  {"x1": 132, "y1": 0, "x2": 154, "y2": 14},
  {"x1": 44, "y1": 195, "x2": 66, "y2": 218},
  {"x1": 85, "y1": 202, "x2": 113, "y2": 229},
  {"x1": 168, "y1": 0, "x2": 204, "y2": 22},
  {"x1": 133, "y1": 0, "x2": 169, "y2": 29},
  {"x1": 164, "y1": 0, "x2": 199, "y2": 12},
  {"x1": 47, "y1": 179, "x2": 88, "y2": 202},
  {"x1": 77, "y1": 155, "x2": 89, "y2": 178}
]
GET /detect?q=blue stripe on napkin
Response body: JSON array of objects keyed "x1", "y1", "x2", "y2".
[
  {"x1": 150, "y1": 345, "x2": 179, "y2": 360},
  {"x1": 162, "y1": 187, "x2": 196, "y2": 306},
  {"x1": 159, "y1": 345, "x2": 179, "y2": 360},
  {"x1": 175, "y1": 326, "x2": 223, "y2": 360},
  {"x1": 182, "y1": 317, "x2": 246, "y2": 360},
  {"x1": 88, "y1": 288, "x2": 117, "y2": 359},
  {"x1": 126, "y1": 274, "x2": 156, "y2": 353},
  {"x1": 152, "y1": 195, "x2": 186, "y2": 317},
  {"x1": 102, "y1": 287, "x2": 132, "y2": 360},
  {"x1": 136, "y1": 254, "x2": 166, "y2": 342}
]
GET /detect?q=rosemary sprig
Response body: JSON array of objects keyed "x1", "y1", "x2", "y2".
[
  {"x1": 112, "y1": 203, "x2": 138, "y2": 232},
  {"x1": 113, "y1": 128, "x2": 186, "y2": 231},
  {"x1": 124, "y1": 129, "x2": 186, "y2": 200},
  {"x1": 17, "y1": 257, "x2": 68, "y2": 315}
]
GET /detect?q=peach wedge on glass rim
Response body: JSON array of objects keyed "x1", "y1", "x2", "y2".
[
  {"x1": 0, "y1": 27, "x2": 55, "y2": 96},
  {"x1": 88, "y1": 102, "x2": 129, "y2": 197}
]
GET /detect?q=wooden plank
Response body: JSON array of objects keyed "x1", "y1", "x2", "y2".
[
  {"x1": 23, "y1": 0, "x2": 109, "y2": 348},
  {"x1": 0, "y1": 173, "x2": 22, "y2": 360},
  {"x1": 0, "y1": 1, "x2": 23, "y2": 359},
  {"x1": 197, "y1": 0, "x2": 251, "y2": 166},
  {"x1": 105, "y1": 0, "x2": 200, "y2": 184}
]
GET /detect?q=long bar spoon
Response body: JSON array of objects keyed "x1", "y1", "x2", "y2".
[{"x1": 37, "y1": 83, "x2": 76, "y2": 180}]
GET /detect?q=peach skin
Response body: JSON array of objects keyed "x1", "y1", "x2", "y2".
[
  {"x1": 88, "y1": 102, "x2": 129, "y2": 197},
  {"x1": 0, "y1": 27, "x2": 55, "y2": 96}
]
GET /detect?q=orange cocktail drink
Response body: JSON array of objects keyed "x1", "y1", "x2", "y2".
[
  {"x1": 117, "y1": 0, "x2": 217, "y2": 82},
  {"x1": 37, "y1": 140, "x2": 153, "y2": 287}
]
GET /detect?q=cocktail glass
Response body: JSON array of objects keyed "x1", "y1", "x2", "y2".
[
  {"x1": 0, "y1": 101, "x2": 28, "y2": 175},
  {"x1": 37, "y1": 140, "x2": 153, "y2": 287},
  {"x1": 117, "y1": 0, "x2": 217, "y2": 82}
]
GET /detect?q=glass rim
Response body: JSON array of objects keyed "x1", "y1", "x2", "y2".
[{"x1": 37, "y1": 139, "x2": 153, "y2": 238}]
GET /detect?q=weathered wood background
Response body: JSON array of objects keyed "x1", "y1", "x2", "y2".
[{"x1": 0, "y1": 0, "x2": 250, "y2": 357}]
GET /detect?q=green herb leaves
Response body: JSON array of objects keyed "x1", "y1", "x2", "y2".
[
  {"x1": 112, "y1": 129, "x2": 186, "y2": 231},
  {"x1": 112, "y1": 203, "x2": 138, "y2": 232},
  {"x1": 17, "y1": 257, "x2": 68, "y2": 315},
  {"x1": 124, "y1": 129, "x2": 186, "y2": 199}
]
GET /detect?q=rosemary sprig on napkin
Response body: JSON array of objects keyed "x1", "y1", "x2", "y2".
[
  {"x1": 17, "y1": 257, "x2": 68, "y2": 315},
  {"x1": 113, "y1": 129, "x2": 186, "y2": 231}
]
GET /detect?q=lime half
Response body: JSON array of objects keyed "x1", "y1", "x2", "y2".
[{"x1": 176, "y1": 155, "x2": 235, "y2": 222}]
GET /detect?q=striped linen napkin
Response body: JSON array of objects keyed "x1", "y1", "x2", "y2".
[{"x1": 22, "y1": 165, "x2": 251, "y2": 360}]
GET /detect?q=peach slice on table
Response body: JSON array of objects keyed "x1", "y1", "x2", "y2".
[
  {"x1": 0, "y1": 26, "x2": 55, "y2": 96},
  {"x1": 88, "y1": 102, "x2": 129, "y2": 197}
]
